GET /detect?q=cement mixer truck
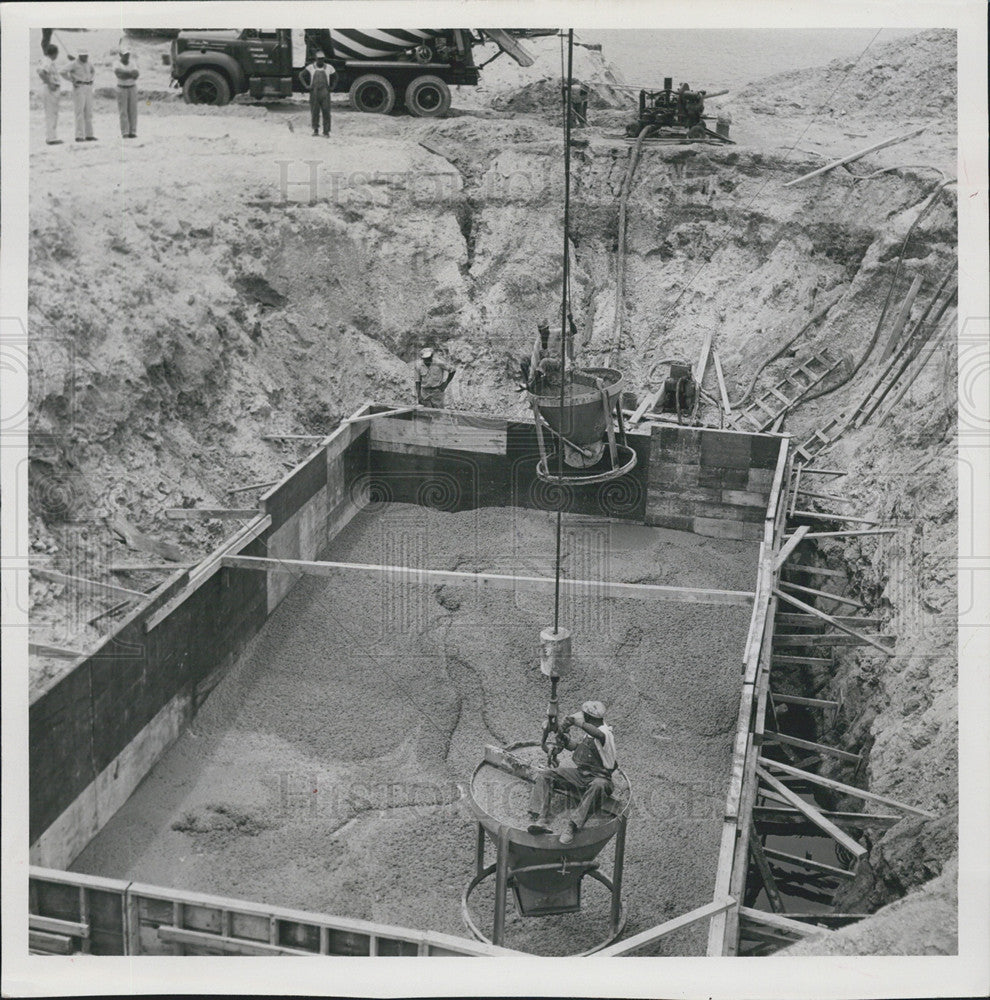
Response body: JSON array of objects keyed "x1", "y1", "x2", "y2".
[{"x1": 170, "y1": 28, "x2": 534, "y2": 116}]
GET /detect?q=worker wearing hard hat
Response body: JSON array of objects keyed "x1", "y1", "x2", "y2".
[
  {"x1": 37, "y1": 44, "x2": 64, "y2": 145},
  {"x1": 528, "y1": 700, "x2": 617, "y2": 845},
  {"x1": 114, "y1": 46, "x2": 140, "y2": 138},
  {"x1": 414, "y1": 348, "x2": 456, "y2": 408},
  {"x1": 61, "y1": 48, "x2": 96, "y2": 142},
  {"x1": 300, "y1": 50, "x2": 336, "y2": 137}
]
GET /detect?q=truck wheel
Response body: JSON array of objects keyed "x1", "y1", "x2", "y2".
[
  {"x1": 349, "y1": 74, "x2": 396, "y2": 114},
  {"x1": 183, "y1": 68, "x2": 231, "y2": 106},
  {"x1": 405, "y1": 75, "x2": 451, "y2": 118}
]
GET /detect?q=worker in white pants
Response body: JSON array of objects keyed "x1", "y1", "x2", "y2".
[
  {"x1": 61, "y1": 49, "x2": 96, "y2": 141},
  {"x1": 37, "y1": 45, "x2": 63, "y2": 144},
  {"x1": 114, "y1": 48, "x2": 139, "y2": 137}
]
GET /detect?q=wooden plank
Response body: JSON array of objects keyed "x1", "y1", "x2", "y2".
[
  {"x1": 30, "y1": 568, "x2": 146, "y2": 600},
  {"x1": 782, "y1": 564, "x2": 847, "y2": 580},
  {"x1": 774, "y1": 586, "x2": 895, "y2": 656},
  {"x1": 773, "y1": 633, "x2": 895, "y2": 648},
  {"x1": 343, "y1": 405, "x2": 418, "y2": 424},
  {"x1": 770, "y1": 692, "x2": 839, "y2": 709},
  {"x1": 778, "y1": 580, "x2": 864, "y2": 609},
  {"x1": 599, "y1": 897, "x2": 735, "y2": 956},
  {"x1": 795, "y1": 489, "x2": 854, "y2": 504},
  {"x1": 157, "y1": 925, "x2": 316, "y2": 956},
  {"x1": 227, "y1": 481, "x2": 279, "y2": 494},
  {"x1": 795, "y1": 468, "x2": 847, "y2": 476},
  {"x1": 748, "y1": 824, "x2": 786, "y2": 913},
  {"x1": 738, "y1": 906, "x2": 834, "y2": 938},
  {"x1": 782, "y1": 127, "x2": 927, "y2": 186},
  {"x1": 484, "y1": 744, "x2": 536, "y2": 782},
  {"x1": 220, "y1": 555, "x2": 756, "y2": 606},
  {"x1": 755, "y1": 766, "x2": 867, "y2": 858},
  {"x1": 880, "y1": 274, "x2": 924, "y2": 361},
  {"x1": 762, "y1": 847, "x2": 856, "y2": 880},
  {"x1": 706, "y1": 821, "x2": 739, "y2": 954},
  {"x1": 29, "y1": 642, "x2": 86, "y2": 659},
  {"x1": 369, "y1": 412, "x2": 507, "y2": 455},
  {"x1": 759, "y1": 757, "x2": 935, "y2": 818},
  {"x1": 766, "y1": 731, "x2": 861, "y2": 763},
  {"x1": 772, "y1": 525, "x2": 809, "y2": 571},
  {"x1": 776, "y1": 613, "x2": 882, "y2": 628},
  {"x1": 29, "y1": 930, "x2": 75, "y2": 954},
  {"x1": 165, "y1": 508, "x2": 259, "y2": 520},
  {"x1": 29, "y1": 914, "x2": 89, "y2": 937},
  {"x1": 110, "y1": 563, "x2": 196, "y2": 573},
  {"x1": 695, "y1": 329, "x2": 714, "y2": 384},
  {"x1": 752, "y1": 807, "x2": 901, "y2": 829},
  {"x1": 713, "y1": 350, "x2": 732, "y2": 413},
  {"x1": 261, "y1": 434, "x2": 325, "y2": 441},
  {"x1": 771, "y1": 654, "x2": 832, "y2": 667},
  {"x1": 628, "y1": 387, "x2": 663, "y2": 424},
  {"x1": 791, "y1": 509, "x2": 878, "y2": 525},
  {"x1": 783, "y1": 529, "x2": 897, "y2": 540}
]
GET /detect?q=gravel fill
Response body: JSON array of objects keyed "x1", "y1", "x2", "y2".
[{"x1": 71, "y1": 504, "x2": 757, "y2": 955}]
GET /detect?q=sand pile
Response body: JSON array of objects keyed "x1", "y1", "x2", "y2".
[{"x1": 71, "y1": 505, "x2": 757, "y2": 955}]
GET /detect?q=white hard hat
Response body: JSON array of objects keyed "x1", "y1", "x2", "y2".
[
  {"x1": 420, "y1": 348, "x2": 434, "y2": 360},
  {"x1": 78, "y1": 48, "x2": 89, "y2": 56},
  {"x1": 315, "y1": 50, "x2": 326, "y2": 57},
  {"x1": 119, "y1": 46, "x2": 130, "y2": 55},
  {"x1": 581, "y1": 700, "x2": 606, "y2": 720}
]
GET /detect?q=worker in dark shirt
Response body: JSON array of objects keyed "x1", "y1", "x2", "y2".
[{"x1": 528, "y1": 700, "x2": 617, "y2": 844}]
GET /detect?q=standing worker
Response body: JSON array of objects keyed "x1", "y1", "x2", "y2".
[
  {"x1": 114, "y1": 46, "x2": 139, "y2": 138},
  {"x1": 528, "y1": 700, "x2": 617, "y2": 845},
  {"x1": 300, "y1": 50, "x2": 335, "y2": 137},
  {"x1": 61, "y1": 48, "x2": 96, "y2": 142},
  {"x1": 37, "y1": 44, "x2": 63, "y2": 145},
  {"x1": 569, "y1": 81, "x2": 590, "y2": 127},
  {"x1": 414, "y1": 348, "x2": 456, "y2": 408}
]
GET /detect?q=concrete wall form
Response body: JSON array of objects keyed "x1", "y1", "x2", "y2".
[{"x1": 30, "y1": 404, "x2": 784, "y2": 904}]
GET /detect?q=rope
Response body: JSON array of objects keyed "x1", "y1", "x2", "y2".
[{"x1": 553, "y1": 29, "x2": 574, "y2": 633}]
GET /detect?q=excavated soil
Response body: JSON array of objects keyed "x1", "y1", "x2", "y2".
[{"x1": 70, "y1": 505, "x2": 757, "y2": 955}]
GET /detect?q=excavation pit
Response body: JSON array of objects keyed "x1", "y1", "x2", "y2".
[{"x1": 30, "y1": 406, "x2": 787, "y2": 956}]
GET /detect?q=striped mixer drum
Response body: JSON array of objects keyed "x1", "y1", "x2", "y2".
[{"x1": 329, "y1": 29, "x2": 445, "y2": 61}]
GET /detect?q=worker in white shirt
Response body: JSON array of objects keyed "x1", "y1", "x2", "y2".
[
  {"x1": 37, "y1": 45, "x2": 63, "y2": 145},
  {"x1": 114, "y1": 47, "x2": 140, "y2": 137},
  {"x1": 61, "y1": 48, "x2": 96, "y2": 142}
]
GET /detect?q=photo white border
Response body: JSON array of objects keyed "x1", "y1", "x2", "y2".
[{"x1": 2, "y1": 2, "x2": 987, "y2": 997}]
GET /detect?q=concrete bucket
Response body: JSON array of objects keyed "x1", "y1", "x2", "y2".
[
  {"x1": 462, "y1": 742, "x2": 630, "y2": 954},
  {"x1": 527, "y1": 367, "x2": 637, "y2": 484}
]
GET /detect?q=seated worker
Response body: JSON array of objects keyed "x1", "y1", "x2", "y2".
[{"x1": 528, "y1": 700, "x2": 617, "y2": 844}]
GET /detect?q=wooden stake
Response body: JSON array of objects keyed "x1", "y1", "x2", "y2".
[
  {"x1": 755, "y1": 766, "x2": 867, "y2": 859},
  {"x1": 748, "y1": 823, "x2": 786, "y2": 913},
  {"x1": 31, "y1": 568, "x2": 146, "y2": 600},
  {"x1": 713, "y1": 350, "x2": 732, "y2": 413},
  {"x1": 774, "y1": 587, "x2": 895, "y2": 656},
  {"x1": 782, "y1": 127, "x2": 927, "y2": 187},
  {"x1": 695, "y1": 330, "x2": 713, "y2": 384},
  {"x1": 165, "y1": 508, "x2": 259, "y2": 520},
  {"x1": 797, "y1": 468, "x2": 847, "y2": 476},
  {"x1": 772, "y1": 525, "x2": 810, "y2": 571},
  {"x1": 782, "y1": 529, "x2": 897, "y2": 540},
  {"x1": 227, "y1": 481, "x2": 279, "y2": 495},
  {"x1": 762, "y1": 846, "x2": 856, "y2": 880},
  {"x1": 791, "y1": 510, "x2": 878, "y2": 525},
  {"x1": 738, "y1": 905, "x2": 834, "y2": 937},
  {"x1": 759, "y1": 757, "x2": 935, "y2": 818},
  {"x1": 778, "y1": 580, "x2": 864, "y2": 609},
  {"x1": 29, "y1": 642, "x2": 85, "y2": 659},
  {"x1": 766, "y1": 731, "x2": 861, "y2": 763}
]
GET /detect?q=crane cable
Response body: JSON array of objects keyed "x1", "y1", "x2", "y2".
[{"x1": 553, "y1": 29, "x2": 574, "y2": 634}]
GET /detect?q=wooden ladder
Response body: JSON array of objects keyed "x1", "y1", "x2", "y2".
[
  {"x1": 730, "y1": 348, "x2": 843, "y2": 433},
  {"x1": 791, "y1": 413, "x2": 848, "y2": 468}
]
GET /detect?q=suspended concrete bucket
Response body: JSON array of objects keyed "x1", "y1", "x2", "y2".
[
  {"x1": 527, "y1": 367, "x2": 637, "y2": 485},
  {"x1": 463, "y1": 742, "x2": 631, "y2": 954}
]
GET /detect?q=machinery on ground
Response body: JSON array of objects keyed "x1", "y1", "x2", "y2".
[
  {"x1": 170, "y1": 28, "x2": 533, "y2": 115},
  {"x1": 625, "y1": 77, "x2": 733, "y2": 142}
]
